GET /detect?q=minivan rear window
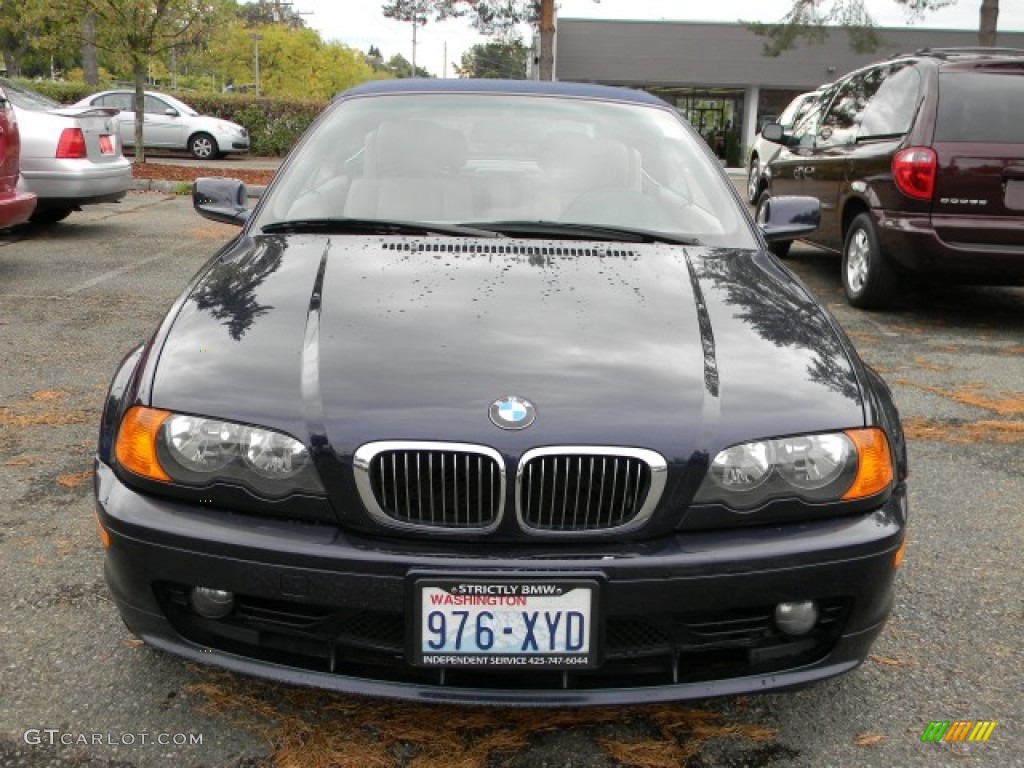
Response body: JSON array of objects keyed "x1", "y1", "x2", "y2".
[{"x1": 935, "y1": 70, "x2": 1024, "y2": 143}]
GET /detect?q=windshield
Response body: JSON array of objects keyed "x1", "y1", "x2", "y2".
[
  {"x1": 255, "y1": 92, "x2": 755, "y2": 248},
  {"x1": 778, "y1": 92, "x2": 817, "y2": 129},
  {"x1": 0, "y1": 79, "x2": 61, "y2": 110}
]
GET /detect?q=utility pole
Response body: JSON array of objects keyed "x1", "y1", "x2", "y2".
[{"x1": 412, "y1": 15, "x2": 418, "y2": 73}]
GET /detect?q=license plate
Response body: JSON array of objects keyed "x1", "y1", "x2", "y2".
[
  {"x1": 98, "y1": 135, "x2": 114, "y2": 155},
  {"x1": 413, "y1": 579, "x2": 597, "y2": 668}
]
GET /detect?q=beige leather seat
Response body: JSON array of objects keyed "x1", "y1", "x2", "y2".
[
  {"x1": 345, "y1": 121, "x2": 473, "y2": 221},
  {"x1": 536, "y1": 132, "x2": 643, "y2": 218}
]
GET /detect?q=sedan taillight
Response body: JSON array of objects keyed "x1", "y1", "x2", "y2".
[
  {"x1": 56, "y1": 128, "x2": 87, "y2": 159},
  {"x1": 892, "y1": 147, "x2": 936, "y2": 200}
]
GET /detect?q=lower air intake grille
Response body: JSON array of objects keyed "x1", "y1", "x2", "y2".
[
  {"x1": 354, "y1": 442, "x2": 505, "y2": 531},
  {"x1": 517, "y1": 447, "x2": 667, "y2": 533}
]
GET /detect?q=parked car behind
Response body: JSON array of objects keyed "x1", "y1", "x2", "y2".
[
  {"x1": 74, "y1": 90, "x2": 249, "y2": 160},
  {"x1": 759, "y1": 48, "x2": 1024, "y2": 308},
  {"x1": 95, "y1": 79, "x2": 908, "y2": 707},
  {"x1": 746, "y1": 88, "x2": 823, "y2": 203},
  {"x1": 0, "y1": 83, "x2": 37, "y2": 229},
  {"x1": 1, "y1": 78, "x2": 131, "y2": 225}
]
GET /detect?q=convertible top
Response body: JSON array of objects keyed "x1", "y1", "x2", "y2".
[{"x1": 336, "y1": 78, "x2": 670, "y2": 108}]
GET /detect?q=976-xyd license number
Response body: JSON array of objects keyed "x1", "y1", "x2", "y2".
[{"x1": 413, "y1": 579, "x2": 598, "y2": 668}]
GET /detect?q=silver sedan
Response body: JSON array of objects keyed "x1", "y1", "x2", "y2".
[
  {"x1": 74, "y1": 90, "x2": 250, "y2": 160},
  {"x1": 2, "y1": 78, "x2": 131, "y2": 225}
]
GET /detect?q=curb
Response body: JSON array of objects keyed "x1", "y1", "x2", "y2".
[{"x1": 130, "y1": 179, "x2": 267, "y2": 198}]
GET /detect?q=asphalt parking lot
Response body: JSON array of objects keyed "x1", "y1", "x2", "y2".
[{"x1": 1, "y1": 193, "x2": 1021, "y2": 768}]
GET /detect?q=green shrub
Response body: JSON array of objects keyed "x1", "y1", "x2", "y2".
[
  {"x1": 725, "y1": 131, "x2": 743, "y2": 169},
  {"x1": 11, "y1": 79, "x2": 97, "y2": 104}
]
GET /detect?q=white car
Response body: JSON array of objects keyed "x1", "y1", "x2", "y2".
[
  {"x1": 73, "y1": 90, "x2": 250, "y2": 160},
  {"x1": 746, "y1": 89, "x2": 822, "y2": 204},
  {"x1": 1, "y1": 78, "x2": 131, "y2": 225}
]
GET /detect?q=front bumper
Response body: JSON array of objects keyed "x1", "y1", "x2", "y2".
[{"x1": 96, "y1": 460, "x2": 906, "y2": 706}]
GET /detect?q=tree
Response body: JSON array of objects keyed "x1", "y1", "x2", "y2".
[
  {"x1": 385, "y1": 53, "x2": 432, "y2": 79},
  {"x1": 381, "y1": 0, "x2": 553, "y2": 77},
  {"x1": 455, "y1": 38, "x2": 529, "y2": 79},
  {"x1": 82, "y1": 0, "x2": 229, "y2": 162},
  {"x1": 82, "y1": 10, "x2": 100, "y2": 85},
  {"x1": 200, "y1": 23, "x2": 379, "y2": 98},
  {"x1": 0, "y1": 0, "x2": 78, "y2": 77},
  {"x1": 749, "y1": 0, "x2": 1001, "y2": 56},
  {"x1": 236, "y1": 0, "x2": 307, "y2": 30}
]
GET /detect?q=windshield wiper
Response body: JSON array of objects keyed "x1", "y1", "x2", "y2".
[
  {"x1": 260, "y1": 217, "x2": 504, "y2": 238},
  {"x1": 460, "y1": 220, "x2": 701, "y2": 245}
]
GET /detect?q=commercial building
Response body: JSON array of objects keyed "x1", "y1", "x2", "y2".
[{"x1": 556, "y1": 20, "x2": 1024, "y2": 162}]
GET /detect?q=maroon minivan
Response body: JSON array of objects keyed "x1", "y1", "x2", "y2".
[
  {"x1": 0, "y1": 84, "x2": 37, "y2": 229},
  {"x1": 760, "y1": 48, "x2": 1024, "y2": 308}
]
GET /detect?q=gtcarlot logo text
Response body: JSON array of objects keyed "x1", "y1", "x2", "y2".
[{"x1": 23, "y1": 730, "x2": 203, "y2": 747}]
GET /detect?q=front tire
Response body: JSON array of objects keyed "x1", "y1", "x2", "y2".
[
  {"x1": 755, "y1": 190, "x2": 791, "y2": 258},
  {"x1": 842, "y1": 213, "x2": 898, "y2": 309},
  {"x1": 188, "y1": 132, "x2": 218, "y2": 160},
  {"x1": 747, "y1": 156, "x2": 761, "y2": 204}
]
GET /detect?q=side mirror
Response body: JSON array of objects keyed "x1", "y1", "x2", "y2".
[
  {"x1": 757, "y1": 195, "x2": 820, "y2": 242},
  {"x1": 761, "y1": 123, "x2": 785, "y2": 142},
  {"x1": 164, "y1": 108, "x2": 179, "y2": 117},
  {"x1": 193, "y1": 177, "x2": 249, "y2": 226}
]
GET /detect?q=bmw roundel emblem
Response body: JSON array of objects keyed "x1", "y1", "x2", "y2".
[{"x1": 489, "y1": 395, "x2": 536, "y2": 430}]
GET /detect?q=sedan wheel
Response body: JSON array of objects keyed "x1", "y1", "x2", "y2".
[
  {"x1": 747, "y1": 157, "x2": 760, "y2": 204},
  {"x1": 188, "y1": 132, "x2": 218, "y2": 160},
  {"x1": 842, "y1": 213, "x2": 898, "y2": 309}
]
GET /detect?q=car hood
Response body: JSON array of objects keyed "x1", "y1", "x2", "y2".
[{"x1": 151, "y1": 235, "x2": 865, "y2": 462}]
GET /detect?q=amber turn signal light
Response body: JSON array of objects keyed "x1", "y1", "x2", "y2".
[
  {"x1": 115, "y1": 406, "x2": 172, "y2": 482},
  {"x1": 841, "y1": 428, "x2": 893, "y2": 500},
  {"x1": 893, "y1": 538, "x2": 907, "y2": 569},
  {"x1": 93, "y1": 510, "x2": 111, "y2": 549}
]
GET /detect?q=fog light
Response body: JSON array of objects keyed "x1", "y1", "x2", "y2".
[
  {"x1": 190, "y1": 587, "x2": 235, "y2": 619},
  {"x1": 774, "y1": 600, "x2": 818, "y2": 635}
]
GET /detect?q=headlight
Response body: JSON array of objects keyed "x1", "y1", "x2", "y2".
[
  {"x1": 694, "y1": 429, "x2": 892, "y2": 510},
  {"x1": 708, "y1": 440, "x2": 773, "y2": 491},
  {"x1": 115, "y1": 406, "x2": 323, "y2": 497}
]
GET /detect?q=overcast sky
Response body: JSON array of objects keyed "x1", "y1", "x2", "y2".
[{"x1": 290, "y1": 1, "x2": 1024, "y2": 77}]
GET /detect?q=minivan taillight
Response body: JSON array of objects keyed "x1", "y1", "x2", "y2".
[
  {"x1": 56, "y1": 128, "x2": 87, "y2": 159},
  {"x1": 892, "y1": 147, "x2": 937, "y2": 200}
]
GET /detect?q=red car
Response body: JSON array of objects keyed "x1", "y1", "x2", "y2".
[{"x1": 0, "y1": 84, "x2": 37, "y2": 229}]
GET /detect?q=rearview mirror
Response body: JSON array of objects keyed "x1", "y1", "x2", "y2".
[
  {"x1": 164, "y1": 108, "x2": 179, "y2": 117},
  {"x1": 193, "y1": 177, "x2": 249, "y2": 226},
  {"x1": 757, "y1": 195, "x2": 820, "y2": 242},
  {"x1": 761, "y1": 123, "x2": 785, "y2": 142}
]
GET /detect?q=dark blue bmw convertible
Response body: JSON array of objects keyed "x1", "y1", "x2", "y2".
[{"x1": 95, "y1": 79, "x2": 907, "y2": 706}]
